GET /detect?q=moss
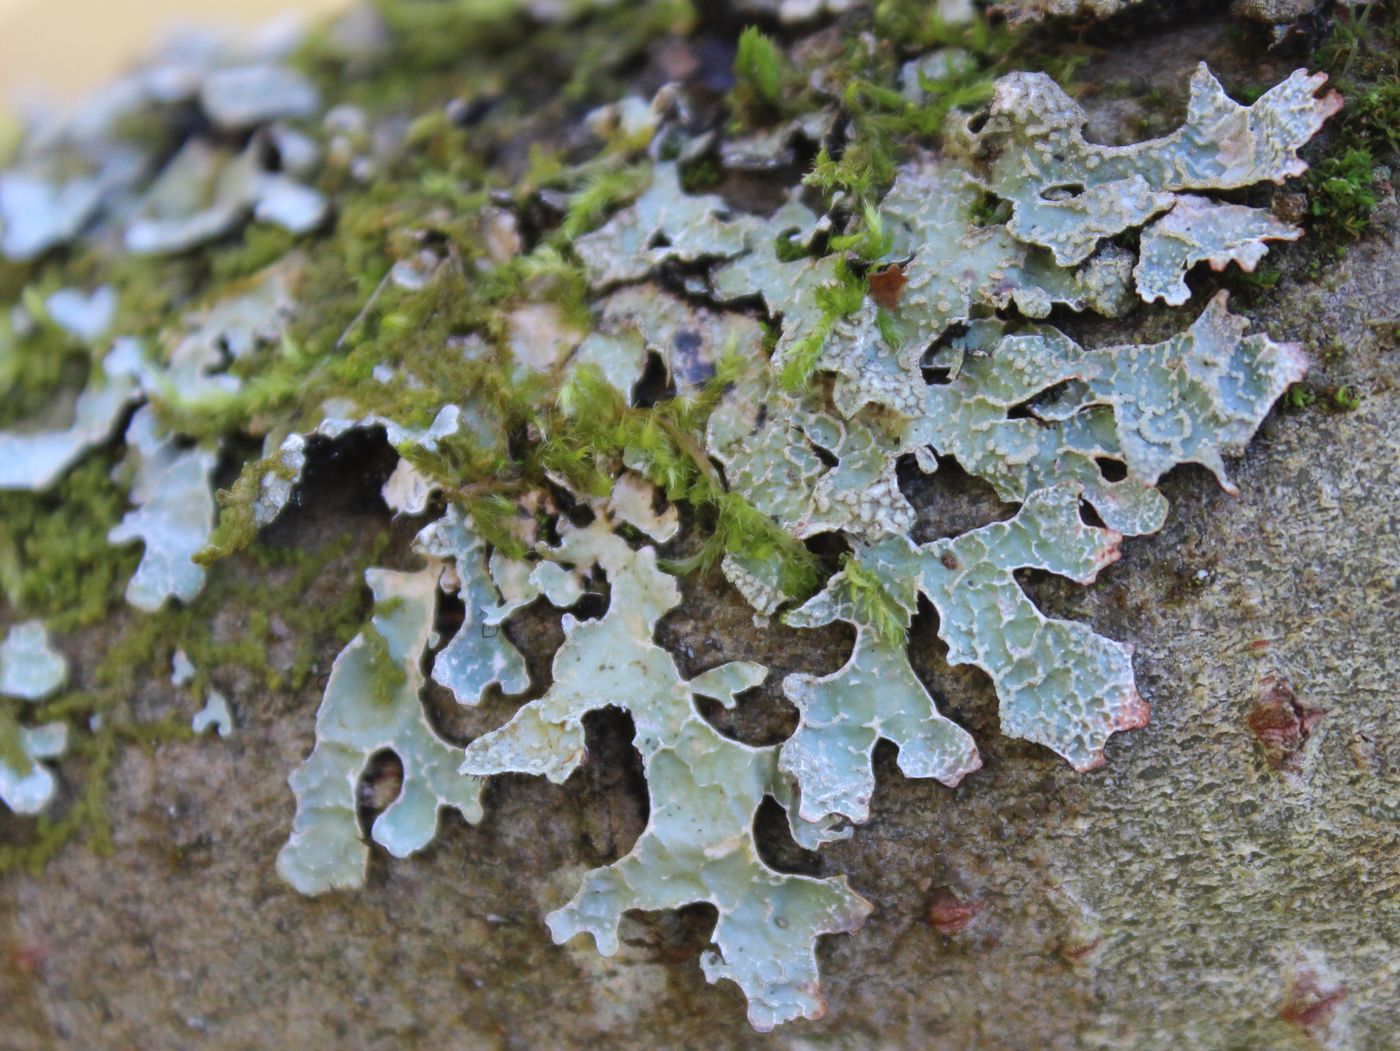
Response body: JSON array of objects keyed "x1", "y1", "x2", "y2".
[
  {"x1": 196, "y1": 455, "x2": 286, "y2": 568},
  {"x1": 533, "y1": 361, "x2": 824, "y2": 598},
  {"x1": 838, "y1": 553, "x2": 907, "y2": 647},
  {"x1": 1309, "y1": 147, "x2": 1379, "y2": 239},
  {"x1": 560, "y1": 164, "x2": 653, "y2": 240},
  {"x1": 0, "y1": 700, "x2": 31, "y2": 775},
  {"x1": 731, "y1": 26, "x2": 794, "y2": 131},
  {"x1": 801, "y1": 11, "x2": 1082, "y2": 212},
  {"x1": 0, "y1": 453, "x2": 141, "y2": 631},
  {"x1": 362, "y1": 619, "x2": 408, "y2": 706},
  {"x1": 1280, "y1": 381, "x2": 1358, "y2": 414},
  {"x1": 1330, "y1": 384, "x2": 1362, "y2": 411},
  {"x1": 111, "y1": 530, "x2": 391, "y2": 699},
  {"x1": 1282, "y1": 382, "x2": 1317, "y2": 411},
  {"x1": 0, "y1": 290, "x2": 96, "y2": 432},
  {"x1": 778, "y1": 257, "x2": 867, "y2": 390},
  {"x1": 1305, "y1": 6, "x2": 1400, "y2": 246},
  {"x1": 0, "y1": 517, "x2": 396, "y2": 875},
  {"x1": 296, "y1": 0, "x2": 692, "y2": 117},
  {"x1": 208, "y1": 225, "x2": 300, "y2": 284}
]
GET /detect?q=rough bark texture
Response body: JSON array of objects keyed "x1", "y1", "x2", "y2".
[{"x1": 1, "y1": 12, "x2": 1397, "y2": 1051}]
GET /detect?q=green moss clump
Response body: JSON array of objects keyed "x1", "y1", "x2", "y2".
[
  {"x1": 731, "y1": 27, "x2": 793, "y2": 130},
  {"x1": 778, "y1": 258, "x2": 868, "y2": 391},
  {"x1": 1306, "y1": 7, "x2": 1400, "y2": 245},
  {"x1": 1310, "y1": 146, "x2": 1379, "y2": 238},
  {"x1": 0, "y1": 290, "x2": 96, "y2": 431},
  {"x1": 802, "y1": 11, "x2": 1081, "y2": 211},
  {"x1": 0, "y1": 454, "x2": 141, "y2": 631},
  {"x1": 0, "y1": 700, "x2": 32, "y2": 775},
  {"x1": 838, "y1": 553, "x2": 907, "y2": 647},
  {"x1": 363, "y1": 608, "x2": 409, "y2": 706}
]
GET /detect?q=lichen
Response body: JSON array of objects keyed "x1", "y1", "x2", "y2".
[
  {"x1": 0, "y1": 39, "x2": 327, "y2": 263},
  {"x1": 191, "y1": 691, "x2": 234, "y2": 738},
  {"x1": 949, "y1": 64, "x2": 1340, "y2": 269},
  {"x1": 0, "y1": 621, "x2": 70, "y2": 814},
  {"x1": 107, "y1": 407, "x2": 217, "y2": 611},
  {"x1": 0, "y1": 721, "x2": 69, "y2": 816},
  {"x1": 277, "y1": 562, "x2": 484, "y2": 895},
  {"x1": 461, "y1": 508, "x2": 871, "y2": 1031},
  {"x1": 573, "y1": 162, "x2": 747, "y2": 286},
  {"x1": 1135, "y1": 197, "x2": 1301, "y2": 306},
  {"x1": 866, "y1": 484, "x2": 1144, "y2": 771},
  {"x1": 781, "y1": 570, "x2": 981, "y2": 825},
  {"x1": 0, "y1": 341, "x2": 143, "y2": 492},
  {"x1": 414, "y1": 504, "x2": 534, "y2": 706},
  {"x1": 0, "y1": 621, "x2": 67, "y2": 701}
]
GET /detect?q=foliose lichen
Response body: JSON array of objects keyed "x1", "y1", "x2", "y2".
[
  {"x1": 0, "y1": 621, "x2": 70, "y2": 814},
  {"x1": 277, "y1": 561, "x2": 484, "y2": 895}
]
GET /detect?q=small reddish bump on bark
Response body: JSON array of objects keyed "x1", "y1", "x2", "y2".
[
  {"x1": 1060, "y1": 935, "x2": 1102, "y2": 962},
  {"x1": 868, "y1": 264, "x2": 908, "y2": 311},
  {"x1": 1247, "y1": 674, "x2": 1325, "y2": 773},
  {"x1": 1281, "y1": 971, "x2": 1347, "y2": 1031},
  {"x1": 928, "y1": 893, "x2": 981, "y2": 936},
  {"x1": 10, "y1": 941, "x2": 47, "y2": 974},
  {"x1": 1247, "y1": 638, "x2": 1271, "y2": 653}
]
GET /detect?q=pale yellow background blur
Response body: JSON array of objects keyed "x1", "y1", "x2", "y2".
[{"x1": 0, "y1": 0, "x2": 346, "y2": 104}]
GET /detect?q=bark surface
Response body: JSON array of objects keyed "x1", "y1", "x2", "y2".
[{"x1": 1, "y1": 12, "x2": 1396, "y2": 1051}]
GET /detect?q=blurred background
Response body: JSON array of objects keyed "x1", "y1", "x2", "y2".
[{"x1": 0, "y1": 0, "x2": 345, "y2": 105}]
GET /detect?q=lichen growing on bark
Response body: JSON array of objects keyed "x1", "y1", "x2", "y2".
[
  {"x1": 460, "y1": 507, "x2": 871, "y2": 1031},
  {"x1": 949, "y1": 63, "x2": 1340, "y2": 269},
  {"x1": 0, "y1": 0, "x2": 1343, "y2": 1032},
  {"x1": 0, "y1": 622, "x2": 69, "y2": 814},
  {"x1": 276, "y1": 562, "x2": 484, "y2": 895}
]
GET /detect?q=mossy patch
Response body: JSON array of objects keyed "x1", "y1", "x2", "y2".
[
  {"x1": 0, "y1": 453, "x2": 140, "y2": 632},
  {"x1": 1305, "y1": 5, "x2": 1400, "y2": 246}
]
